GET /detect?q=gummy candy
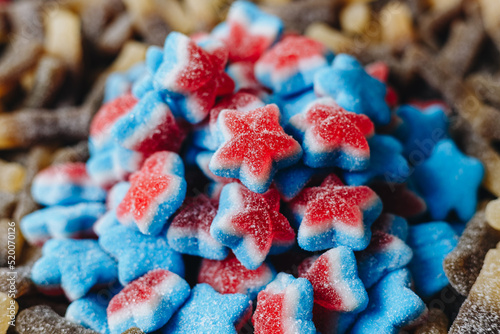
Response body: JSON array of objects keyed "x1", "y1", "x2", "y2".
[
  {"x1": 209, "y1": 103, "x2": 303, "y2": 194},
  {"x1": 210, "y1": 183, "x2": 295, "y2": 269},
  {"x1": 167, "y1": 194, "x2": 228, "y2": 260},
  {"x1": 299, "y1": 246, "x2": 368, "y2": 312},
  {"x1": 31, "y1": 162, "x2": 106, "y2": 206},
  {"x1": 116, "y1": 151, "x2": 187, "y2": 235},
  {"x1": 289, "y1": 174, "x2": 382, "y2": 251},
  {"x1": 198, "y1": 253, "x2": 275, "y2": 299},
  {"x1": 161, "y1": 283, "x2": 252, "y2": 334},
  {"x1": 107, "y1": 269, "x2": 190, "y2": 334},
  {"x1": 253, "y1": 272, "x2": 316, "y2": 334},
  {"x1": 287, "y1": 98, "x2": 374, "y2": 170}
]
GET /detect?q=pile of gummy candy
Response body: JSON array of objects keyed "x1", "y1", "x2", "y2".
[{"x1": 19, "y1": 1, "x2": 485, "y2": 333}]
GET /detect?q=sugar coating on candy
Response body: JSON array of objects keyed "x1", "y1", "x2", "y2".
[
  {"x1": 198, "y1": 253, "x2": 275, "y2": 300},
  {"x1": 31, "y1": 239, "x2": 118, "y2": 301},
  {"x1": 356, "y1": 229, "x2": 413, "y2": 289},
  {"x1": 107, "y1": 269, "x2": 190, "y2": 334},
  {"x1": 444, "y1": 210, "x2": 500, "y2": 296},
  {"x1": 287, "y1": 98, "x2": 374, "y2": 170},
  {"x1": 273, "y1": 161, "x2": 320, "y2": 202},
  {"x1": 414, "y1": 308, "x2": 448, "y2": 334},
  {"x1": 32, "y1": 162, "x2": 106, "y2": 206},
  {"x1": 212, "y1": 0, "x2": 283, "y2": 63},
  {"x1": 209, "y1": 104, "x2": 303, "y2": 194},
  {"x1": 449, "y1": 246, "x2": 500, "y2": 333},
  {"x1": 167, "y1": 194, "x2": 228, "y2": 260},
  {"x1": 161, "y1": 283, "x2": 252, "y2": 334},
  {"x1": 89, "y1": 93, "x2": 138, "y2": 152},
  {"x1": 412, "y1": 139, "x2": 484, "y2": 221},
  {"x1": 314, "y1": 54, "x2": 391, "y2": 126},
  {"x1": 299, "y1": 246, "x2": 368, "y2": 312},
  {"x1": 104, "y1": 63, "x2": 146, "y2": 103},
  {"x1": 116, "y1": 151, "x2": 187, "y2": 235},
  {"x1": 226, "y1": 61, "x2": 263, "y2": 94},
  {"x1": 343, "y1": 135, "x2": 410, "y2": 186},
  {"x1": 99, "y1": 222, "x2": 184, "y2": 285},
  {"x1": 211, "y1": 183, "x2": 295, "y2": 270},
  {"x1": 371, "y1": 213, "x2": 409, "y2": 242},
  {"x1": 253, "y1": 272, "x2": 316, "y2": 334},
  {"x1": 111, "y1": 91, "x2": 186, "y2": 155},
  {"x1": 0, "y1": 292, "x2": 17, "y2": 334},
  {"x1": 86, "y1": 144, "x2": 144, "y2": 189},
  {"x1": 407, "y1": 222, "x2": 458, "y2": 299},
  {"x1": 255, "y1": 35, "x2": 332, "y2": 97},
  {"x1": 393, "y1": 104, "x2": 449, "y2": 160},
  {"x1": 350, "y1": 269, "x2": 427, "y2": 334},
  {"x1": 16, "y1": 305, "x2": 99, "y2": 334},
  {"x1": 66, "y1": 290, "x2": 118, "y2": 334},
  {"x1": 365, "y1": 61, "x2": 398, "y2": 108},
  {"x1": 370, "y1": 182, "x2": 427, "y2": 218},
  {"x1": 20, "y1": 202, "x2": 106, "y2": 246},
  {"x1": 289, "y1": 174, "x2": 382, "y2": 251}
]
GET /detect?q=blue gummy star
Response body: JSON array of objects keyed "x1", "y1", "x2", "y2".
[
  {"x1": 66, "y1": 283, "x2": 122, "y2": 334},
  {"x1": 350, "y1": 268, "x2": 426, "y2": 334},
  {"x1": 393, "y1": 104, "x2": 449, "y2": 160},
  {"x1": 412, "y1": 139, "x2": 484, "y2": 221},
  {"x1": 162, "y1": 283, "x2": 252, "y2": 334},
  {"x1": 343, "y1": 135, "x2": 410, "y2": 186},
  {"x1": 104, "y1": 63, "x2": 147, "y2": 103},
  {"x1": 407, "y1": 222, "x2": 458, "y2": 299},
  {"x1": 31, "y1": 239, "x2": 118, "y2": 301},
  {"x1": 314, "y1": 54, "x2": 391, "y2": 125},
  {"x1": 98, "y1": 222, "x2": 184, "y2": 285}
]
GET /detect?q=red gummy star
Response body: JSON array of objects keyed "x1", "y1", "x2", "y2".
[
  {"x1": 288, "y1": 99, "x2": 374, "y2": 169},
  {"x1": 198, "y1": 253, "x2": 274, "y2": 296},
  {"x1": 209, "y1": 104, "x2": 302, "y2": 193},
  {"x1": 290, "y1": 174, "x2": 381, "y2": 251}
]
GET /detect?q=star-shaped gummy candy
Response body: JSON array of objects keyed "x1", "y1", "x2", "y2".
[
  {"x1": 31, "y1": 239, "x2": 118, "y2": 301},
  {"x1": 107, "y1": 269, "x2": 190, "y2": 334},
  {"x1": 287, "y1": 98, "x2": 374, "y2": 170},
  {"x1": 299, "y1": 246, "x2": 368, "y2": 312},
  {"x1": 209, "y1": 104, "x2": 303, "y2": 194},
  {"x1": 161, "y1": 283, "x2": 253, "y2": 334},
  {"x1": 198, "y1": 253, "x2": 275, "y2": 300},
  {"x1": 314, "y1": 54, "x2": 391, "y2": 125},
  {"x1": 99, "y1": 222, "x2": 184, "y2": 285},
  {"x1": 350, "y1": 269, "x2": 426, "y2": 334},
  {"x1": 289, "y1": 174, "x2": 382, "y2": 251},
  {"x1": 116, "y1": 151, "x2": 187, "y2": 235},
  {"x1": 253, "y1": 273, "x2": 316, "y2": 334},
  {"x1": 167, "y1": 194, "x2": 229, "y2": 260},
  {"x1": 412, "y1": 139, "x2": 484, "y2": 221},
  {"x1": 211, "y1": 183, "x2": 296, "y2": 270}
]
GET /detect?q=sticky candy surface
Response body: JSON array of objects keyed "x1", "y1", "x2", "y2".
[
  {"x1": 99, "y1": 222, "x2": 184, "y2": 285},
  {"x1": 116, "y1": 151, "x2": 186, "y2": 235},
  {"x1": 255, "y1": 35, "x2": 332, "y2": 96},
  {"x1": 289, "y1": 174, "x2": 382, "y2": 251},
  {"x1": 198, "y1": 253, "x2": 275, "y2": 300},
  {"x1": 253, "y1": 273, "x2": 316, "y2": 334},
  {"x1": 31, "y1": 239, "x2": 118, "y2": 301},
  {"x1": 287, "y1": 98, "x2": 374, "y2": 170},
  {"x1": 343, "y1": 135, "x2": 410, "y2": 185},
  {"x1": 412, "y1": 139, "x2": 484, "y2": 221},
  {"x1": 209, "y1": 104, "x2": 302, "y2": 193},
  {"x1": 32, "y1": 162, "x2": 106, "y2": 206},
  {"x1": 314, "y1": 54, "x2": 391, "y2": 125},
  {"x1": 407, "y1": 222, "x2": 458, "y2": 299},
  {"x1": 350, "y1": 269, "x2": 426, "y2": 334},
  {"x1": 167, "y1": 194, "x2": 228, "y2": 260},
  {"x1": 21, "y1": 202, "x2": 106, "y2": 246},
  {"x1": 212, "y1": 0, "x2": 283, "y2": 63},
  {"x1": 299, "y1": 246, "x2": 368, "y2": 312},
  {"x1": 111, "y1": 91, "x2": 185, "y2": 155},
  {"x1": 211, "y1": 183, "x2": 295, "y2": 269},
  {"x1": 161, "y1": 283, "x2": 252, "y2": 334},
  {"x1": 107, "y1": 269, "x2": 190, "y2": 334}
]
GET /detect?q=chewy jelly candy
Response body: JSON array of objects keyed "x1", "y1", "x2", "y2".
[{"x1": 253, "y1": 272, "x2": 316, "y2": 334}]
